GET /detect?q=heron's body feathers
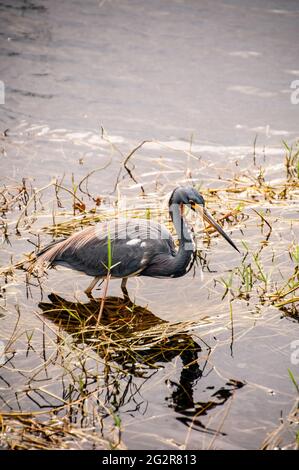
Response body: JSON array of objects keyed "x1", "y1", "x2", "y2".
[{"x1": 35, "y1": 218, "x2": 183, "y2": 279}]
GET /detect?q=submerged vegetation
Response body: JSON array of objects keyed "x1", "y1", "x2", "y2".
[{"x1": 0, "y1": 131, "x2": 298, "y2": 449}]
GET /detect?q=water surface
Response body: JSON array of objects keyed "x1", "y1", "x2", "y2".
[{"x1": 0, "y1": 0, "x2": 298, "y2": 450}]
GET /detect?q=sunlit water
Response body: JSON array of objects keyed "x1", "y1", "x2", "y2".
[{"x1": 0, "y1": 0, "x2": 298, "y2": 450}]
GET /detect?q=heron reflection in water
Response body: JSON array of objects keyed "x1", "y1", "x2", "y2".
[
  {"x1": 39, "y1": 293, "x2": 244, "y2": 435},
  {"x1": 34, "y1": 187, "x2": 239, "y2": 298}
]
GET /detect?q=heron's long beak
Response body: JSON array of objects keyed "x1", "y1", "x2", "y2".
[{"x1": 194, "y1": 204, "x2": 240, "y2": 253}]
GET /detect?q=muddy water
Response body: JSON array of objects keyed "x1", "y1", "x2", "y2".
[{"x1": 0, "y1": 0, "x2": 299, "y2": 450}]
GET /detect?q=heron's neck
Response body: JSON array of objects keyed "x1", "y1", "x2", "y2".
[{"x1": 169, "y1": 203, "x2": 195, "y2": 276}]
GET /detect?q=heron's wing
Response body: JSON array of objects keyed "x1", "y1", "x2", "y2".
[{"x1": 35, "y1": 219, "x2": 176, "y2": 278}]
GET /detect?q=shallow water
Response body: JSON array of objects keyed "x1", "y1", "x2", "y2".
[{"x1": 0, "y1": 0, "x2": 298, "y2": 450}]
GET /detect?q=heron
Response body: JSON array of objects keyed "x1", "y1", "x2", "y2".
[{"x1": 34, "y1": 186, "x2": 239, "y2": 297}]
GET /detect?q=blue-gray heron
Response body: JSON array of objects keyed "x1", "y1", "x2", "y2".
[{"x1": 35, "y1": 186, "x2": 239, "y2": 297}]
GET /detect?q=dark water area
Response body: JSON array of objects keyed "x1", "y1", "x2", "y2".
[
  {"x1": 0, "y1": 0, "x2": 298, "y2": 450},
  {"x1": 0, "y1": 0, "x2": 299, "y2": 188},
  {"x1": 1, "y1": 0, "x2": 299, "y2": 141}
]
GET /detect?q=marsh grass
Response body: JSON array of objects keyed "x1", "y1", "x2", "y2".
[
  {"x1": 0, "y1": 414, "x2": 120, "y2": 450},
  {"x1": 0, "y1": 136, "x2": 298, "y2": 449},
  {"x1": 283, "y1": 140, "x2": 299, "y2": 181},
  {"x1": 261, "y1": 370, "x2": 299, "y2": 450},
  {"x1": 0, "y1": 293, "x2": 208, "y2": 450}
]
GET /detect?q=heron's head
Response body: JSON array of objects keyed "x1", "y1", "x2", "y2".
[
  {"x1": 169, "y1": 186, "x2": 239, "y2": 252},
  {"x1": 169, "y1": 186, "x2": 205, "y2": 207}
]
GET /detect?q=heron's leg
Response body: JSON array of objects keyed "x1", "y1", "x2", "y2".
[
  {"x1": 121, "y1": 278, "x2": 129, "y2": 299},
  {"x1": 85, "y1": 276, "x2": 101, "y2": 297}
]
